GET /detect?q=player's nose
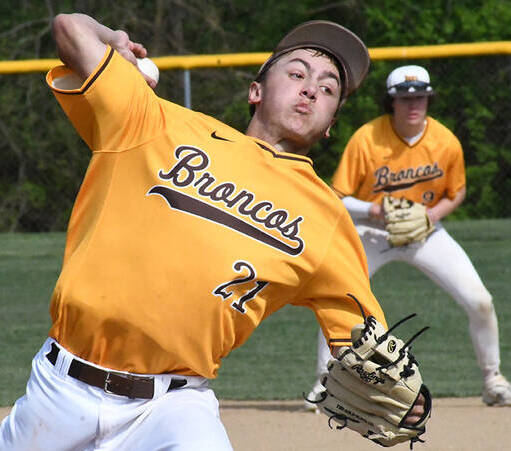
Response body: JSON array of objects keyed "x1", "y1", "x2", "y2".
[{"x1": 300, "y1": 82, "x2": 317, "y2": 100}]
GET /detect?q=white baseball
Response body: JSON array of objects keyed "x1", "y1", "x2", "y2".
[{"x1": 136, "y1": 57, "x2": 159, "y2": 83}]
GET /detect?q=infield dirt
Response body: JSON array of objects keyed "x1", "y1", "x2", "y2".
[{"x1": 1, "y1": 397, "x2": 508, "y2": 450}]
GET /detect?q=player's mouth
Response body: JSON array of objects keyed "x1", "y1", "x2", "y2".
[{"x1": 295, "y1": 102, "x2": 313, "y2": 114}]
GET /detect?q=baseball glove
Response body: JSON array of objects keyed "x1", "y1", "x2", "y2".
[
  {"x1": 382, "y1": 196, "x2": 435, "y2": 247},
  {"x1": 312, "y1": 295, "x2": 431, "y2": 448}
]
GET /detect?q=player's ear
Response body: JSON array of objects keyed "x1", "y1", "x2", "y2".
[
  {"x1": 324, "y1": 116, "x2": 337, "y2": 139},
  {"x1": 248, "y1": 81, "x2": 262, "y2": 107}
]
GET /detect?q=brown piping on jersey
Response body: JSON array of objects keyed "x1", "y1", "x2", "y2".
[
  {"x1": 58, "y1": 48, "x2": 115, "y2": 95},
  {"x1": 255, "y1": 142, "x2": 313, "y2": 166},
  {"x1": 148, "y1": 186, "x2": 304, "y2": 256}
]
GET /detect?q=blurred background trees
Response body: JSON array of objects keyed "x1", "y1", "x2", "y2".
[{"x1": 1, "y1": 0, "x2": 510, "y2": 231}]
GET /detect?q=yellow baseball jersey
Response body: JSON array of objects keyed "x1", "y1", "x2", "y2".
[
  {"x1": 332, "y1": 114, "x2": 465, "y2": 205},
  {"x1": 46, "y1": 47, "x2": 385, "y2": 377}
]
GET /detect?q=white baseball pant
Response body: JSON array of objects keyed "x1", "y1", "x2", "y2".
[
  {"x1": 0, "y1": 338, "x2": 233, "y2": 451},
  {"x1": 315, "y1": 222, "x2": 500, "y2": 380}
]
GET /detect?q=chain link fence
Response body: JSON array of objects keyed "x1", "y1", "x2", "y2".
[{"x1": 0, "y1": 52, "x2": 510, "y2": 232}]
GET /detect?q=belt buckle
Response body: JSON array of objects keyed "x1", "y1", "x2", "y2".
[
  {"x1": 104, "y1": 371, "x2": 122, "y2": 395},
  {"x1": 104, "y1": 371, "x2": 153, "y2": 398}
]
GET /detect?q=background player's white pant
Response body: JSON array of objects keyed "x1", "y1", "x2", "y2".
[
  {"x1": 0, "y1": 339, "x2": 233, "y2": 451},
  {"x1": 315, "y1": 222, "x2": 500, "y2": 380}
]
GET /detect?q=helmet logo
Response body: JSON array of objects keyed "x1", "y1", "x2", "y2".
[
  {"x1": 405, "y1": 75, "x2": 418, "y2": 81},
  {"x1": 387, "y1": 340, "x2": 397, "y2": 353}
]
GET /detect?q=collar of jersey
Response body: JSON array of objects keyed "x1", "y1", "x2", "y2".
[
  {"x1": 250, "y1": 137, "x2": 314, "y2": 166},
  {"x1": 388, "y1": 115, "x2": 430, "y2": 148}
]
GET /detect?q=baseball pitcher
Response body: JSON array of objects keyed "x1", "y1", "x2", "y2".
[{"x1": 1, "y1": 17, "x2": 431, "y2": 450}]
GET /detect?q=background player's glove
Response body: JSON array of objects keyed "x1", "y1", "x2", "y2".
[
  {"x1": 313, "y1": 305, "x2": 431, "y2": 447},
  {"x1": 382, "y1": 196, "x2": 435, "y2": 247}
]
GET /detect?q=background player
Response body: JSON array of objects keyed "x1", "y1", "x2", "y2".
[
  {"x1": 0, "y1": 15, "x2": 427, "y2": 450},
  {"x1": 306, "y1": 64, "x2": 511, "y2": 410}
]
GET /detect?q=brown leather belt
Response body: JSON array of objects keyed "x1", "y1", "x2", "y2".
[{"x1": 46, "y1": 342, "x2": 187, "y2": 399}]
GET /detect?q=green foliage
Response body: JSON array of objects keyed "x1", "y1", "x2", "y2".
[
  {"x1": 0, "y1": 1, "x2": 510, "y2": 231},
  {"x1": 308, "y1": 1, "x2": 511, "y2": 219}
]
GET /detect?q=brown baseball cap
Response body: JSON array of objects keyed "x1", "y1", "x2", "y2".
[{"x1": 257, "y1": 20, "x2": 370, "y2": 103}]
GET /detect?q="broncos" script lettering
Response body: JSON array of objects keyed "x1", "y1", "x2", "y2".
[
  {"x1": 373, "y1": 163, "x2": 444, "y2": 193},
  {"x1": 149, "y1": 145, "x2": 304, "y2": 255}
]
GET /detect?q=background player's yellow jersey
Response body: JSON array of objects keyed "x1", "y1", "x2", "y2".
[
  {"x1": 332, "y1": 115, "x2": 465, "y2": 205},
  {"x1": 46, "y1": 48, "x2": 385, "y2": 377}
]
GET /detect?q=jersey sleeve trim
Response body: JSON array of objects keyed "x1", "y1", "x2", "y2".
[{"x1": 47, "y1": 47, "x2": 115, "y2": 96}]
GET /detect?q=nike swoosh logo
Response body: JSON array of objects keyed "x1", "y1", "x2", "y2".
[{"x1": 211, "y1": 131, "x2": 232, "y2": 142}]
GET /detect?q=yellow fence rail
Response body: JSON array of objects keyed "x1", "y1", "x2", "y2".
[{"x1": 1, "y1": 41, "x2": 511, "y2": 74}]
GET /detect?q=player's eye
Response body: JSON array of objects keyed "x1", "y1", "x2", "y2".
[
  {"x1": 289, "y1": 72, "x2": 304, "y2": 79},
  {"x1": 321, "y1": 84, "x2": 339, "y2": 97},
  {"x1": 320, "y1": 85, "x2": 333, "y2": 95}
]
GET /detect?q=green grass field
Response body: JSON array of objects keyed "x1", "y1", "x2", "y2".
[{"x1": 1, "y1": 219, "x2": 510, "y2": 406}]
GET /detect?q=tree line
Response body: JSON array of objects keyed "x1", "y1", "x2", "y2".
[{"x1": 1, "y1": 0, "x2": 510, "y2": 232}]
